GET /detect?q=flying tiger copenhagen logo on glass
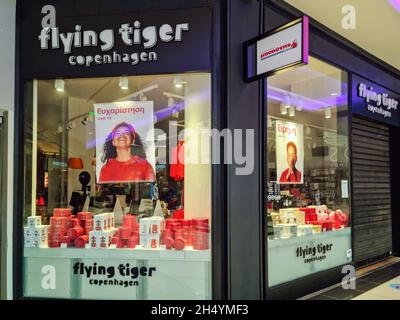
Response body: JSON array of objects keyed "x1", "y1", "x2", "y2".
[{"x1": 260, "y1": 39, "x2": 298, "y2": 61}]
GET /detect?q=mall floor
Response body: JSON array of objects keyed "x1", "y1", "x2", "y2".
[{"x1": 303, "y1": 257, "x2": 400, "y2": 300}]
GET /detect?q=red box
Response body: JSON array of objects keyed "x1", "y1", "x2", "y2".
[{"x1": 299, "y1": 208, "x2": 318, "y2": 224}]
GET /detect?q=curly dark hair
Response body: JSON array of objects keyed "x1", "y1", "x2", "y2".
[{"x1": 101, "y1": 122, "x2": 147, "y2": 163}]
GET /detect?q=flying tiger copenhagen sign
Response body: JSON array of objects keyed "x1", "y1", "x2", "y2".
[{"x1": 244, "y1": 16, "x2": 308, "y2": 82}]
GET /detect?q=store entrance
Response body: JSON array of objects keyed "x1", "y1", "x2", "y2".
[{"x1": 352, "y1": 116, "x2": 393, "y2": 266}]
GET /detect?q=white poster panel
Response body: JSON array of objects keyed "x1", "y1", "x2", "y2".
[
  {"x1": 268, "y1": 228, "x2": 352, "y2": 287},
  {"x1": 256, "y1": 20, "x2": 304, "y2": 76},
  {"x1": 276, "y1": 120, "x2": 304, "y2": 184},
  {"x1": 94, "y1": 101, "x2": 155, "y2": 184}
]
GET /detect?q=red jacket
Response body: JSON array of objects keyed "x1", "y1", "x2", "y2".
[
  {"x1": 279, "y1": 168, "x2": 302, "y2": 183},
  {"x1": 99, "y1": 156, "x2": 155, "y2": 183}
]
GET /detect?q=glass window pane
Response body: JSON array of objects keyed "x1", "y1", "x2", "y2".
[
  {"x1": 23, "y1": 73, "x2": 212, "y2": 300},
  {"x1": 266, "y1": 57, "x2": 352, "y2": 287}
]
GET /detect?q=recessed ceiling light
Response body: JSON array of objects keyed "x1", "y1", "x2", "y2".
[
  {"x1": 330, "y1": 92, "x2": 339, "y2": 96},
  {"x1": 119, "y1": 76, "x2": 129, "y2": 90},
  {"x1": 55, "y1": 79, "x2": 65, "y2": 92}
]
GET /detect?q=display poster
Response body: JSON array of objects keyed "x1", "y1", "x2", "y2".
[
  {"x1": 276, "y1": 120, "x2": 304, "y2": 184},
  {"x1": 95, "y1": 101, "x2": 156, "y2": 184}
]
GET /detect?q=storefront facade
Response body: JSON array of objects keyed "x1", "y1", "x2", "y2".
[{"x1": 12, "y1": 0, "x2": 400, "y2": 300}]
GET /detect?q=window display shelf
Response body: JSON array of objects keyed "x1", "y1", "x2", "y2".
[
  {"x1": 268, "y1": 227, "x2": 351, "y2": 249},
  {"x1": 24, "y1": 246, "x2": 211, "y2": 262}
]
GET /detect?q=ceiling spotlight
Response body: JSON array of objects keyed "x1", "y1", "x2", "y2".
[
  {"x1": 172, "y1": 107, "x2": 180, "y2": 119},
  {"x1": 168, "y1": 96, "x2": 175, "y2": 107},
  {"x1": 119, "y1": 76, "x2": 129, "y2": 90},
  {"x1": 56, "y1": 125, "x2": 63, "y2": 134},
  {"x1": 55, "y1": 79, "x2": 65, "y2": 92},
  {"x1": 283, "y1": 94, "x2": 291, "y2": 109},
  {"x1": 140, "y1": 93, "x2": 148, "y2": 101},
  {"x1": 289, "y1": 106, "x2": 295, "y2": 117},
  {"x1": 174, "y1": 76, "x2": 183, "y2": 88},
  {"x1": 325, "y1": 108, "x2": 332, "y2": 119},
  {"x1": 82, "y1": 117, "x2": 89, "y2": 126},
  {"x1": 280, "y1": 103, "x2": 288, "y2": 115},
  {"x1": 296, "y1": 98, "x2": 303, "y2": 111}
]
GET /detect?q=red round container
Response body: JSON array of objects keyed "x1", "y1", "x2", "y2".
[
  {"x1": 77, "y1": 212, "x2": 93, "y2": 220},
  {"x1": 119, "y1": 226, "x2": 131, "y2": 240},
  {"x1": 127, "y1": 235, "x2": 139, "y2": 248},
  {"x1": 48, "y1": 240, "x2": 60, "y2": 248},
  {"x1": 174, "y1": 230, "x2": 184, "y2": 238},
  {"x1": 192, "y1": 218, "x2": 209, "y2": 227},
  {"x1": 182, "y1": 219, "x2": 192, "y2": 227},
  {"x1": 116, "y1": 239, "x2": 126, "y2": 248},
  {"x1": 59, "y1": 236, "x2": 71, "y2": 247},
  {"x1": 48, "y1": 227, "x2": 68, "y2": 238},
  {"x1": 69, "y1": 218, "x2": 79, "y2": 228},
  {"x1": 50, "y1": 216, "x2": 69, "y2": 227},
  {"x1": 111, "y1": 236, "x2": 119, "y2": 245},
  {"x1": 123, "y1": 215, "x2": 137, "y2": 234},
  {"x1": 67, "y1": 226, "x2": 84, "y2": 241},
  {"x1": 174, "y1": 237, "x2": 186, "y2": 251},
  {"x1": 193, "y1": 225, "x2": 209, "y2": 233},
  {"x1": 164, "y1": 237, "x2": 174, "y2": 250},
  {"x1": 74, "y1": 235, "x2": 89, "y2": 248},
  {"x1": 53, "y1": 208, "x2": 72, "y2": 217},
  {"x1": 191, "y1": 232, "x2": 209, "y2": 250}
]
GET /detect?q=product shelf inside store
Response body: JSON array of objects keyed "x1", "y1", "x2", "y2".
[{"x1": 24, "y1": 246, "x2": 211, "y2": 262}]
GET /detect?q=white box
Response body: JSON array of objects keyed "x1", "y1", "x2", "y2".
[
  {"x1": 311, "y1": 205, "x2": 329, "y2": 221},
  {"x1": 27, "y1": 216, "x2": 41, "y2": 228},
  {"x1": 297, "y1": 225, "x2": 313, "y2": 237},
  {"x1": 24, "y1": 227, "x2": 33, "y2": 239},
  {"x1": 276, "y1": 223, "x2": 297, "y2": 239},
  {"x1": 93, "y1": 213, "x2": 109, "y2": 231},
  {"x1": 89, "y1": 229, "x2": 117, "y2": 248},
  {"x1": 33, "y1": 225, "x2": 49, "y2": 239},
  {"x1": 150, "y1": 217, "x2": 164, "y2": 234},
  {"x1": 140, "y1": 234, "x2": 150, "y2": 248},
  {"x1": 139, "y1": 218, "x2": 151, "y2": 234},
  {"x1": 279, "y1": 208, "x2": 297, "y2": 224},
  {"x1": 149, "y1": 234, "x2": 161, "y2": 249}
]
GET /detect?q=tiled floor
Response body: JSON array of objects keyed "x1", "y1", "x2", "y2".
[{"x1": 306, "y1": 261, "x2": 400, "y2": 300}]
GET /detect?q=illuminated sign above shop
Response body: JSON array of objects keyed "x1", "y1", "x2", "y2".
[
  {"x1": 21, "y1": 5, "x2": 211, "y2": 79},
  {"x1": 38, "y1": 21, "x2": 190, "y2": 67},
  {"x1": 244, "y1": 16, "x2": 309, "y2": 82},
  {"x1": 352, "y1": 74, "x2": 400, "y2": 126}
]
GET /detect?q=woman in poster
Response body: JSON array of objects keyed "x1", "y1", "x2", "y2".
[
  {"x1": 279, "y1": 141, "x2": 302, "y2": 183},
  {"x1": 99, "y1": 122, "x2": 155, "y2": 183}
]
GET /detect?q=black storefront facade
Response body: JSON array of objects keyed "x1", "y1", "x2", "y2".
[{"x1": 14, "y1": 0, "x2": 400, "y2": 300}]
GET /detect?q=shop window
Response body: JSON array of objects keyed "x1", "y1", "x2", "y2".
[
  {"x1": 23, "y1": 73, "x2": 212, "y2": 299},
  {"x1": 266, "y1": 57, "x2": 352, "y2": 287}
]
